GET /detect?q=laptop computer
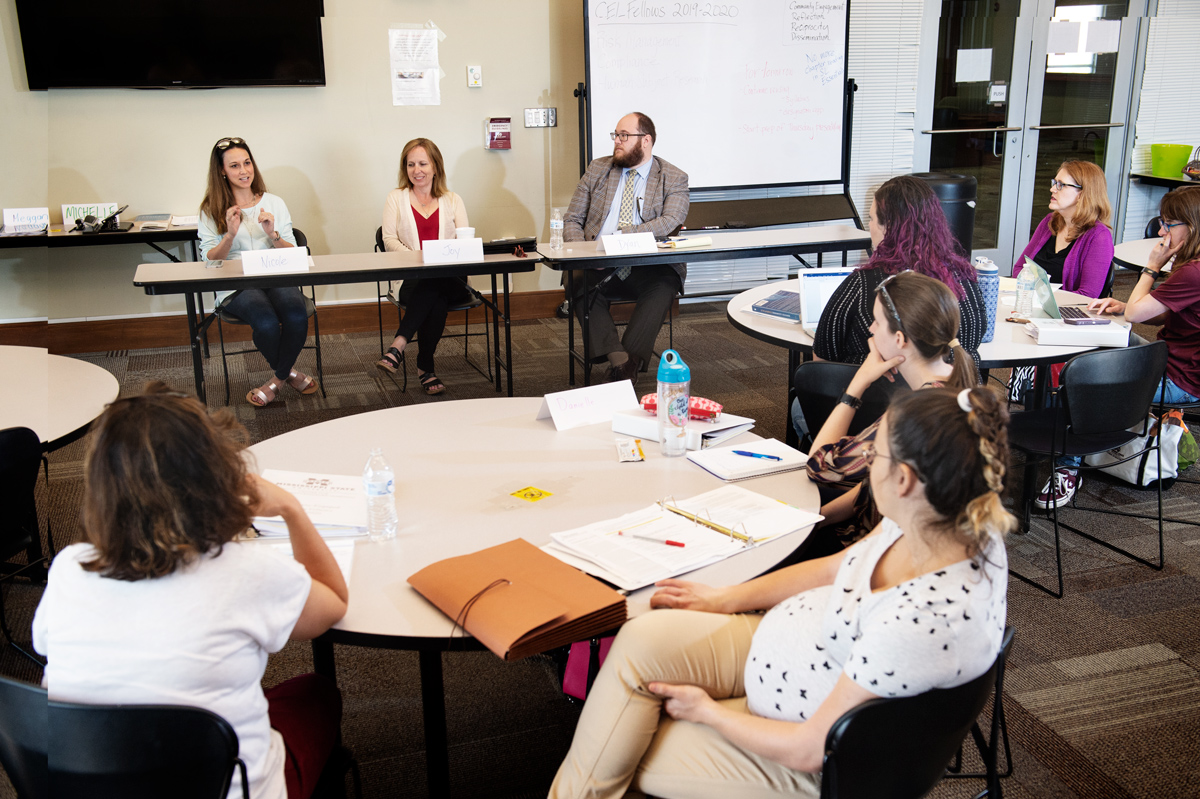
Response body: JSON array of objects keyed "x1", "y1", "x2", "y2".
[
  {"x1": 798, "y1": 266, "x2": 856, "y2": 333},
  {"x1": 1024, "y1": 257, "x2": 1110, "y2": 325}
]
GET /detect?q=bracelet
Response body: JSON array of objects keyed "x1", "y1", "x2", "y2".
[
  {"x1": 837, "y1": 392, "x2": 862, "y2": 410},
  {"x1": 1140, "y1": 267, "x2": 1159, "y2": 279}
]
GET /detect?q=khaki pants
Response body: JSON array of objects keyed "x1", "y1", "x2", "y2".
[{"x1": 550, "y1": 610, "x2": 822, "y2": 799}]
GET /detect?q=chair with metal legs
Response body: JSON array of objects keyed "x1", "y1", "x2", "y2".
[{"x1": 0, "y1": 426, "x2": 52, "y2": 667}]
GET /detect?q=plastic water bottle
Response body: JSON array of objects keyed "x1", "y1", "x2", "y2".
[
  {"x1": 657, "y1": 349, "x2": 691, "y2": 457},
  {"x1": 549, "y1": 207, "x2": 565, "y2": 250},
  {"x1": 362, "y1": 447, "x2": 398, "y2": 542},
  {"x1": 975, "y1": 258, "x2": 1000, "y2": 343},
  {"x1": 1014, "y1": 263, "x2": 1036, "y2": 318}
]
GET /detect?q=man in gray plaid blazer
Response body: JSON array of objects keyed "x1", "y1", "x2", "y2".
[{"x1": 564, "y1": 111, "x2": 690, "y2": 384}]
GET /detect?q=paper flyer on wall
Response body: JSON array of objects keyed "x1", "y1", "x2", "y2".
[{"x1": 389, "y1": 27, "x2": 440, "y2": 106}]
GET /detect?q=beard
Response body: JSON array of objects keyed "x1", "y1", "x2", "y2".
[{"x1": 612, "y1": 138, "x2": 645, "y2": 169}]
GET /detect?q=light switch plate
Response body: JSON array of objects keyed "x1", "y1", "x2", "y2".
[
  {"x1": 467, "y1": 66, "x2": 483, "y2": 88},
  {"x1": 524, "y1": 108, "x2": 557, "y2": 127}
]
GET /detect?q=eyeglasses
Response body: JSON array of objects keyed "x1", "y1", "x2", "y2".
[
  {"x1": 215, "y1": 137, "x2": 245, "y2": 150},
  {"x1": 1049, "y1": 179, "x2": 1082, "y2": 192},
  {"x1": 1162, "y1": 220, "x2": 1187, "y2": 230},
  {"x1": 610, "y1": 132, "x2": 649, "y2": 143},
  {"x1": 875, "y1": 272, "x2": 907, "y2": 335},
  {"x1": 862, "y1": 442, "x2": 896, "y2": 468}
]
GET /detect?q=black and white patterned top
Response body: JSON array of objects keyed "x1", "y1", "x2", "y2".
[
  {"x1": 812, "y1": 267, "x2": 986, "y2": 365},
  {"x1": 743, "y1": 518, "x2": 1007, "y2": 723}
]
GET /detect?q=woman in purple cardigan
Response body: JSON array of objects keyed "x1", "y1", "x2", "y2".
[{"x1": 1013, "y1": 160, "x2": 1114, "y2": 298}]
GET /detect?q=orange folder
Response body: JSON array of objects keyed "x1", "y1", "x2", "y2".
[{"x1": 408, "y1": 538, "x2": 627, "y2": 661}]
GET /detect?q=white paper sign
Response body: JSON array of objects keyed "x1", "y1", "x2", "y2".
[
  {"x1": 3, "y1": 207, "x2": 50, "y2": 231},
  {"x1": 599, "y1": 232, "x2": 657, "y2": 255},
  {"x1": 422, "y1": 237, "x2": 484, "y2": 264},
  {"x1": 62, "y1": 202, "x2": 119, "y2": 228},
  {"x1": 1046, "y1": 21, "x2": 1081, "y2": 53},
  {"x1": 1084, "y1": 20, "x2": 1121, "y2": 54},
  {"x1": 536, "y1": 381, "x2": 640, "y2": 431},
  {"x1": 389, "y1": 28, "x2": 440, "y2": 106},
  {"x1": 241, "y1": 247, "x2": 311, "y2": 275},
  {"x1": 954, "y1": 49, "x2": 992, "y2": 83}
]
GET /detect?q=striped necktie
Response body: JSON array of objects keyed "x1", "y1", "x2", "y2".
[{"x1": 614, "y1": 170, "x2": 638, "y2": 281}]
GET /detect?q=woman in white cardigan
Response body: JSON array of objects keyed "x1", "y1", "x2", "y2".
[{"x1": 376, "y1": 138, "x2": 471, "y2": 395}]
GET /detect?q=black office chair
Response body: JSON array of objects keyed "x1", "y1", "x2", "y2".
[
  {"x1": 213, "y1": 228, "x2": 325, "y2": 405},
  {"x1": 1145, "y1": 215, "x2": 1163, "y2": 239},
  {"x1": 945, "y1": 626, "x2": 1016, "y2": 797},
  {"x1": 0, "y1": 675, "x2": 49, "y2": 799},
  {"x1": 793, "y1": 361, "x2": 908, "y2": 451},
  {"x1": 567, "y1": 268, "x2": 677, "y2": 386},
  {"x1": 374, "y1": 226, "x2": 491, "y2": 391},
  {"x1": 48, "y1": 698, "x2": 249, "y2": 799},
  {"x1": 0, "y1": 426, "x2": 52, "y2": 667},
  {"x1": 1007, "y1": 341, "x2": 1194, "y2": 597},
  {"x1": 820, "y1": 627, "x2": 1013, "y2": 799}
]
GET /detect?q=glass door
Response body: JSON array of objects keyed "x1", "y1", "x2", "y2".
[{"x1": 917, "y1": 0, "x2": 1142, "y2": 272}]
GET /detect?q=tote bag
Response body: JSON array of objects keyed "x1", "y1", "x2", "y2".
[{"x1": 1084, "y1": 410, "x2": 1186, "y2": 488}]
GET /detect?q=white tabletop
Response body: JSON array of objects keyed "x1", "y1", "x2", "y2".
[
  {"x1": 1113, "y1": 238, "x2": 1172, "y2": 272},
  {"x1": 725, "y1": 277, "x2": 1107, "y2": 368},
  {"x1": 246, "y1": 397, "x2": 820, "y2": 641},
  {"x1": 0, "y1": 346, "x2": 119, "y2": 448}
]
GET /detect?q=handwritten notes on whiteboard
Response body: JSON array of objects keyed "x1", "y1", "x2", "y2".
[{"x1": 585, "y1": 1, "x2": 848, "y2": 189}]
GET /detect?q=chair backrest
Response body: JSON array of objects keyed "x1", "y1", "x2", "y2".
[
  {"x1": 1061, "y1": 341, "x2": 1168, "y2": 436},
  {"x1": 1144, "y1": 215, "x2": 1162, "y2": 239},
  {"x1": 293, "y1": 227, "x2": 308, "y2": 250},
  {"x1": 375, "y1": 226, "x2": 385, "y2": 253},
  {"x1": 794, "y1": 362, "x2": 907, "y2": 441},
  {"x1": 48, "y1": 701, "x2": 248, "y2": 799},
  {"x1": 0, "y1": 675, "x2": 49, "y2": 799},
  {"x1": 0, "y1": 427, "x2": 42, "y2": 562},
  {"x1": 820, "y1": 628, "x2": 1012, "y2": 799},
  {"x1": 1100, "y1": 260, "x2": 1115, "y2": 299}
]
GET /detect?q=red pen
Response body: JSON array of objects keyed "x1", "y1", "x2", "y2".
[{"x1": 619, "y1": 531, "x2": 685, "y2": 548}]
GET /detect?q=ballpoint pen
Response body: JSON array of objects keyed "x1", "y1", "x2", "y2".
[
  {"x1": 732, "y1": 450, "x2": 782, "y2": 461},
  {"x1": 619, "y1": 531, "x2": 685, "y2": 548}
]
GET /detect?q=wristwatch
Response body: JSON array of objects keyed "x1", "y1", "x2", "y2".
[
  {"x1": 838, "y1": 392, "x2": 862, "y2": 410},
  {"x1": 1140, "y1": 267, "x2": 1159, "y2": 279}
]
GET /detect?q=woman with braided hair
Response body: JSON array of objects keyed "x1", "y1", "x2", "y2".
[
  {"x1": 549, "y1": 386, "x2": 1014, "y2": 799},
  {"x1": 806, "y1": 270, "x2": 979, "y2": 550}
]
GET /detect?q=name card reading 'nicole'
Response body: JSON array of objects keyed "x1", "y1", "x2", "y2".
[
  {"x1": 536, "y1": 381, "x2": 640, "y2": 431},
  {"x1": 599, "y1": 231, "x2": 657, "y2": 255},
  {"x1": 422, "y1": 237, "x2": 484, "y2": 264},
  {"x1": 241, "y1": 247, "x2": 312, "y2": 275}
]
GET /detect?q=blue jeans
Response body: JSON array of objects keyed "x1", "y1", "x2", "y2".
[
  {"x1": 223, "y1": 287, "x2": 310, "y2": 381},
  {"x1": 1058, "y1": 377, "x2": 1198, "y2": 469}
]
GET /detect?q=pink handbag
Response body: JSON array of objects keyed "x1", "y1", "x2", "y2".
[{"x1": 562, "y1": 636, "x2": 614, "y2": 701}]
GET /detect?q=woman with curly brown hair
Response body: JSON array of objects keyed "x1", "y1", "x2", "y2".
[{"x1": 33, "y1": 383, "x2": 348, "y2": 799}]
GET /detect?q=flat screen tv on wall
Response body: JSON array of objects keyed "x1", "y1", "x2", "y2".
[{"x1": 16, "y1": 0, "x2": 325, "y2": 90}]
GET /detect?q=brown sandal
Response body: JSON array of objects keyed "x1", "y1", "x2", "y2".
[
  {"x1": 419, "y1": 372, "x2": 445, "y2": 395},
  {"x1": 247, "y1": 379, "x2": 282, "y2": 407},
  {"x1": 286, "y1": 369, "x2": 319, "y2": 395},
  {"x1": 376, "y1": 347, "x2": 403, "y2": 374}
]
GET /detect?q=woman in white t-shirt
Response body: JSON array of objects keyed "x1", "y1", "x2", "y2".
[
  {"x1": 549, "y1": 386, "x2": 1015, "y2": 799},
  {"x1": 33, "y1": 383, "x2": 349, "y2": 799},
  {"x1": 198, "y1": 136, "x2": 319, "y2": 407}
]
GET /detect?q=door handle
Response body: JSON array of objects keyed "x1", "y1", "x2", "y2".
[
  {"x1": 920, "y1": 126, "x2": 1022, "y2": 134},
  {"x1": 1027, "y1": 122, "x2": 1124, "y2": 130}
]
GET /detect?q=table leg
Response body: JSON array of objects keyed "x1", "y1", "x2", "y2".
[
  {"x1": 566, "y1": 270, "x2": 577, "y2": 386},
  {"x1": 1019, "y1": 366, "x2": 1051, "y2": 531},
  {"x1": 419, "y1": 649, "x2": 451, "y2": 798},
  {"x1": 312, "y1": 636, "x2": 337, "y2": 680},
  {"x1": 184, "y1": 292, "x2": 207, "y2": 404},
  {"x1": 502, "y1": 274, "x2": 514, "y2": 397}
]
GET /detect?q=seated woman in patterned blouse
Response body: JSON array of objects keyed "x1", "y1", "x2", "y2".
[
  {"x1": 548, "y1": 385, "x2": 1014, "y2": 799},
  {"x1": 806, "y1": 271, "x2": 980, "y2": 550}
]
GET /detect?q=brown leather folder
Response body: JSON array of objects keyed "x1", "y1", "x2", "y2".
[{"x1": 407, "y1": 538, "x2": 628, "y2": 661}]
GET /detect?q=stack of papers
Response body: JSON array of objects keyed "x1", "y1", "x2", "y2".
[
  {"x1": 611, "y1": 408, "x2": 754, "y2": 451},
  {"x1": 687, "y1": 439, "x2": 808, "y2": 481},
  {"x1": 545, "y1": 485, "x2": 822, "y2": 590},
  {"x1": 253, "y1": 469, "x2": 368, "y2": 538}
]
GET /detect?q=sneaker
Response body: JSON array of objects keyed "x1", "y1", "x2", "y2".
[{"x1": 1034, "y1": 468, "x2": 1080, "y2": 510}]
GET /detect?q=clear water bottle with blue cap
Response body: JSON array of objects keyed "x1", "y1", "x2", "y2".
[{"x1": 657, "y1": 349, "x2": 690, "y2": 457}]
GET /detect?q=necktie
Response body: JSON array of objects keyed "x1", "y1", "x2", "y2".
[{"x1": 614, "y1": 170, "x2": 638, "y2": 281}]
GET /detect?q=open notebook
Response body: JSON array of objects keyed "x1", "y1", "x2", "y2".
[{"x1": 686, "y1": 438, "x2": 807, "y2": 481}]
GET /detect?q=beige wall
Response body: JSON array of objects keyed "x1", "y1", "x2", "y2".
[{"x1": 1, "y1": 0, "x2": 587, "y2": 324}]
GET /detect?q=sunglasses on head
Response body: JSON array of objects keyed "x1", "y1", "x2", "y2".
[{"x1": 215, "y1": 137, "x2": 245, "y2": 151}]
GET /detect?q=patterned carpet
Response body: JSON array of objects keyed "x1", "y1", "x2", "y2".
[{"x1": 3, "y1": 299, "x2": 1199, "y2": 798}]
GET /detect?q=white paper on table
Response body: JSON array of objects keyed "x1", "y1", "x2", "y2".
[
  {"x1": 171, "y1": 214, "x2": 199, "y2": 227},
  {"x1": 1084, "y1": 19, "x2": 1120, "y2": 53},
  {"x1": 422, "y1": 237, "x2": 484, "y2": 264},
  {"x1": 1047, "y1": 20, "x2": 1081, "y2": 53},
  {"x1": 254, "y1": 470, "x2": 367, "y2": 535},
  {"x1": 241, "y1": 247, "x2": 311, "y2": 275},
  {"x1": 954, "y1": 49, "x2": 991, "y2": 82},
  {"x1": 267, "y1": 539, "x2": 355, "y2": 587},
  {"x1": 537, "y1": 381, "x2": 639, "y2": 431},
  {"x1": 389, "y1": 27, "x2": 440, "y2": 106},
  {"x1": 3, "y1": 207, "x2": 49, "y2": 230},
  {"x1": 599, "y1": 232, "x2": 658, "y2": 255},
  {"x1": 672, "y1": 485, "x2": 823, "y2": 544}
]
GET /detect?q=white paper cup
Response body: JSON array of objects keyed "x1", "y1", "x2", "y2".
[{"x1": 455, "y1": 227, "x2": 475, "y2": 239}]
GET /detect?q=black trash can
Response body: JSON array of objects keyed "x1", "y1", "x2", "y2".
[{"x1": 912, "y1": 172, "x2": 977, "y2": 258}]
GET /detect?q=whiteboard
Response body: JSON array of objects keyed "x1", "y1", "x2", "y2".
[{"x1": 584, "y1": 1, "x2": 851, "y2": 191}]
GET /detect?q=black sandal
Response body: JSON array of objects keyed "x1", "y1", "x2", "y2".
[
  {"x1": 376, "y1": 347, "x2": 403, "y2": 374},
  {"x1": 419, "y1": 372, "x2": 445, "y2": 395}
]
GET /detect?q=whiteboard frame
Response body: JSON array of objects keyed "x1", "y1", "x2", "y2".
[{"x1": 580, "y1": 0, "x2": 854, "y2": 193}]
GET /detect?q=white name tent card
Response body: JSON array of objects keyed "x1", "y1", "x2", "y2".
[
  {"x1": 599, "y1": 232, "x2": 657, "y2": 255},
  {"x1": 537, "y1": 381, "x2": 639, "y2": 431},
  {"x1": 241, "y1": 247, "x2": 311, "y2": 275},
  {"x1": 3, "y1": 207, "x2": 50, "y2": 231},
  {"x1": 422, "y1": 237, "x2": 484, "y2": 264},
  {"x1": 61, "y1": 202, "x2": 120, "y2": 228}
]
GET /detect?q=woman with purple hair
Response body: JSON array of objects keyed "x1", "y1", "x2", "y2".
[{"x1": 813, "y1": 176, "x2": 986, "y2": 365}]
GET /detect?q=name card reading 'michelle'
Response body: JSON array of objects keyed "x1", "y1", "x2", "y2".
[
  {"x1": 536, "y1": 381, "x2": 640, "y2": 431},
  {"x1": 241, "y1": 247, "x2": 311, "y2": 275},
  {"x1": 600, "y1": 231, "x2": 658, "y2": 255},
  {"x1": 422, "y1": 237, "x2": 485, "y2": 264}
]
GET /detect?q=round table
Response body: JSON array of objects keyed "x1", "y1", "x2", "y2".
[
  {"x1": 1114, "y1": 237, "x2": 1173, "y2": 273},
  {"x1": 247, "y1": 396, "x2": 820, "y2": 797},
  {"x1": 0, "y1": 346, "x2": 120, "y2": 451}
]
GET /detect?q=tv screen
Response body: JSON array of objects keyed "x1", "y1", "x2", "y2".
[{"x1": 16, "y1": 1, "x2": 325, "y2": 90}]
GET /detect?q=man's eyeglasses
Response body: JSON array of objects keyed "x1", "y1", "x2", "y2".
[
  {"x1": 215, "y1": 137, "x2": 245, "y2": 150},
  {"x1": 875, "y1": 271, "x2": 907, "y2": 335},
  {"x1": 609, "y1": 132, "x2": 649, "y2": 143},
  {"x1": 1049, "y1": 179, "x2": 1082, "y2": 192}
]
